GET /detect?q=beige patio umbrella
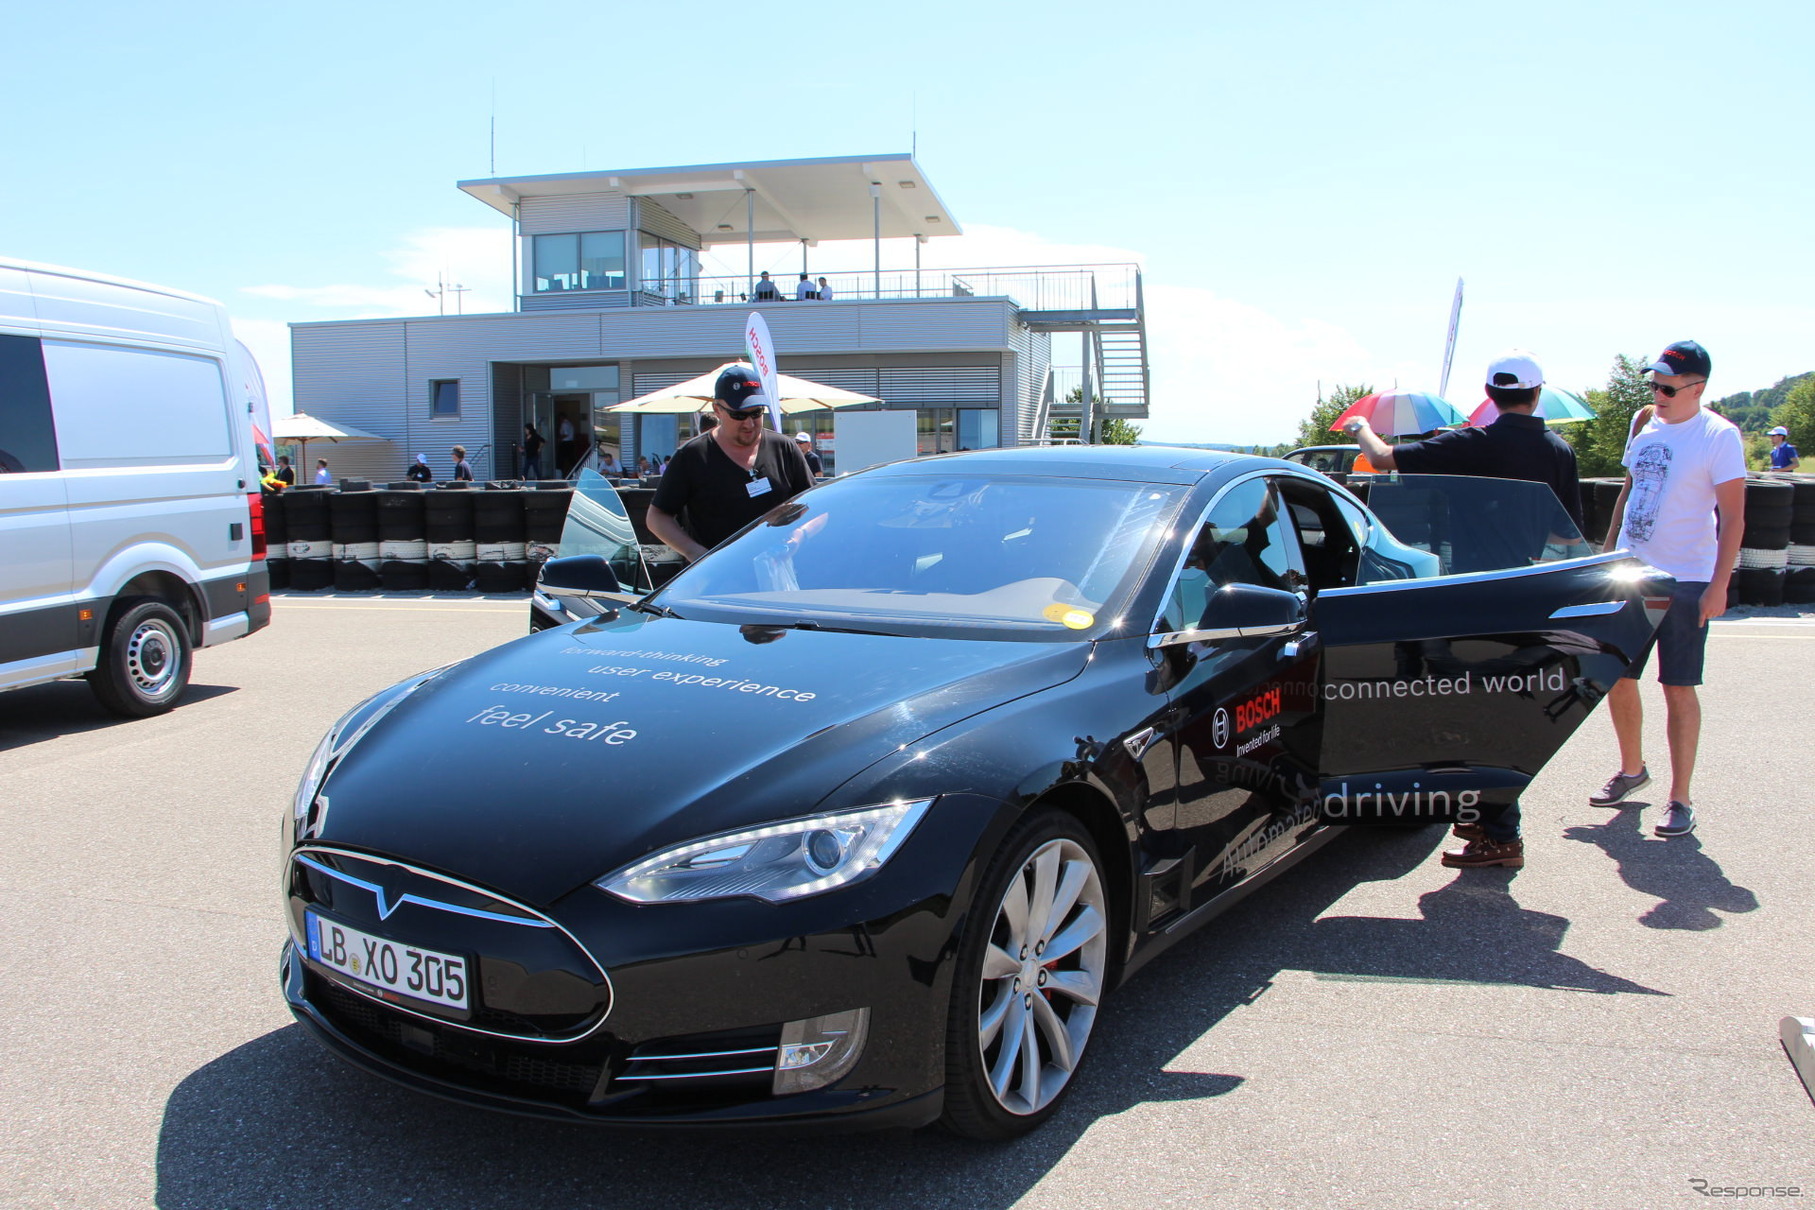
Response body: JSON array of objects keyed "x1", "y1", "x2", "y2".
[
  {"x1": 272, "y1": 412, "x2": 389, "y2": 480},
  {"x1": 606, "y1": 363, "x2": 880, "y2": 414}
]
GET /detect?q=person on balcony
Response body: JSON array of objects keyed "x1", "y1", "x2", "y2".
[{"x1": 753, "y1": 271, "x2": 782, "y2": 302}]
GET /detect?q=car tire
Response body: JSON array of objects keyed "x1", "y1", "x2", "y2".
[
  {"x1": 87, "y1": 598, "x2": 192, "y2": 717},
  {"x1": 940, "y1": 810, "x2": 1111, "y2": 1141}
]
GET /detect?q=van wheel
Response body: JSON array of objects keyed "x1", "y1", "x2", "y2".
[{"x1": 88, "y1": 599, "x2": 192, "y2": 717}]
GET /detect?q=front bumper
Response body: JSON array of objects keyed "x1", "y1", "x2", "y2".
[
  {"x1": 277, "y1": 816, "x2": 991, "y2": 1128},
  {"x1": 282, "y1": 942, "x2": 942, "y2": 1130}
]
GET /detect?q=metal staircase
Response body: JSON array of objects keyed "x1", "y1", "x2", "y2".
[{"x1": 1019, "y1": 270, "x2": 1148, "y2": 443}]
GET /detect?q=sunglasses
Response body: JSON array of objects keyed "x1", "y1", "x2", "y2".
[
  {"x1": 1650, "y1": 379, "x2": 1704, "y2": 398},
  {"x1": 717, "y1": 403, "x2": 766, "y2": 421}
]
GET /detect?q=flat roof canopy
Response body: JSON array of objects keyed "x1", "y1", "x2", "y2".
[{"x1": 457, "y1": 153, "x2": 961, "y2": 246}]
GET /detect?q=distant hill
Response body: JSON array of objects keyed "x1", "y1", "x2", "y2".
[{"x1": 1713, "y1": 371, "x2": 1813, "y2": 432}]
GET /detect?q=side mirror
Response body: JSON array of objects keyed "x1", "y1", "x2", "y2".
[
  {"x1": 537, "y1": 554, "x2": 623, "y2": 599},
  {"x1": 1199, "y1": 583, "x2": 1305, "y2": 637}
]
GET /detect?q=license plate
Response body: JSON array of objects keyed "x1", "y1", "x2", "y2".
[{"x1": 306, "y1": 912, "x2": 470, "y2": 1011}]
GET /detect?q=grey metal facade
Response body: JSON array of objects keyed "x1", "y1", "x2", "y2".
[{"x1": 291, "y1": 298, "x2": 1046, "y2": 484}]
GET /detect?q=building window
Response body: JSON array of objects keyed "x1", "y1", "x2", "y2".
[
  {"x1": 431, "y1": 379, "x2": 459, "y2": 418},
  {"x1": 533, "y1": 232, "x2": 626, "y2": 292},
  {"x1": 637, "y1": 233, "x2": 698, "y2": 303}
]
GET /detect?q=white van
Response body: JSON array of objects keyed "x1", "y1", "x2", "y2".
[{"x1": 0, "y1": 257, "x2": 271, "y2": 716}]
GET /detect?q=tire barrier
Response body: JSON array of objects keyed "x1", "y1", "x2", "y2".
[
  {"x1": 264, "y1": 481, "x2": 571, "y2": 593},
  {"x1": 1735, "y1": 475, "x2": 1815, "y2": 607}
]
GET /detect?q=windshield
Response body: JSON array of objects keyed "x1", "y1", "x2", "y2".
[
  {"x1": 650, "y1": 473, "x2": 1192, "y2": 640},
  {"x1": 1359, "y1": 474, "x2": 1592, "y2": 576},
  {"x1": 558, "y1": 469, "x2": 653, "y2": 592}
]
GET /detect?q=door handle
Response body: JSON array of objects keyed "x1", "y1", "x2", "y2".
[{"x1": 1282, "y1": 630, "x2": 1320, "y2": 659}]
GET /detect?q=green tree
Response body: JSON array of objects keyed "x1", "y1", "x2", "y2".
[
  {"x1": 1296, "y1": 383, "x2": 1373, "y2": 449},
  {"x1": 1099, "y1": 417, "x2": 1143, "y2": 445},
  {"x1": 1564, "y1": 355, "x2": 1652, "y2": 477},
  {"x1": 1770, "y1": 376, "x2": 1815, "y2": 459}
]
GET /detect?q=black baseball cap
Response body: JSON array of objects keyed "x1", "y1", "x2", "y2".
[
  {"x1": 1646, "y1": 340, "x2": 1711, "y2": 379},
  {"x1": 714, "y1": 364, "x2": 767, "y2": 409}
]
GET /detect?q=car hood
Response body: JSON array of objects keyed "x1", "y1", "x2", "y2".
[{"x1": 313, "y1": 613, "x2": 1090, "y2": 906}]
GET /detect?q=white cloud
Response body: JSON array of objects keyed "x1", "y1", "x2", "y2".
[
  {"x1": 1143, "y1": 284, "x2": 1426, "y2": 446},
  {"x1": 241, "y1": 226, "x2": 513, "y2": 320}
]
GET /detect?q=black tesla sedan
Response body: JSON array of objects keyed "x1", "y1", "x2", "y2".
[{"x1": 281, "y1": 446, "x2": 1664, "y2": 1138}]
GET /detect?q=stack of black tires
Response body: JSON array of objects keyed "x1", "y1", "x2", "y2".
[
  {"x1": 329, "y1": 482, "x2": 381, "y2": 591},
  {"x1": 263, "y1": 480, "x2": 573, "y2": 593},
  {"x1": 284, "y1": 486, "x2": 334, "y2": 590},
  {"x1": 264, "y1": 490, "x2": 291, "y2": 589},
  {"x1": 378, "y1": 483, "x2": 430, "y2": 590},
  {"x1": 473, "y1": 485, "x2": 528, "y2": 593},
  {"x1": 1790, "y1": 476, "x2": 1815, "y2": 604},
  {"x1": 1735, "y1": 474, "x2": 1815, "y2": 607},
  {"x1": 425, "y1": 484, "x2": 477, "y2": 590},
  {"x1": 1577, "y1": 479, "x2": 1626, "y2": 548},
  {"x1": 524, "y1": 482, "x2": 573, "y2": 590}
]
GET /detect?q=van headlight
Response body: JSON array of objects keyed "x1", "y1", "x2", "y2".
[{"x1": 598, "y1": 800, "x2": 932, "y2": 904}]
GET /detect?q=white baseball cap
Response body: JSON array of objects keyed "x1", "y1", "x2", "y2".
[
  {"x1": 1485, "y1": 350, "x2": 1544, "y2": 390},
  {"x1": 794, "y1": 432, "x2": 813, "y2": 443},
  {"x1": 1770, "y1": 425, "x2": 1790, "y2": 436}
]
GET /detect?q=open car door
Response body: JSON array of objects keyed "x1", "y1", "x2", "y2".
[
  {"x1": 1282, "y1": 474, "x2": 1669, "y2": 826},
  {"x1": 529, "y1": 469, "x2": 653, "y2": 631}
]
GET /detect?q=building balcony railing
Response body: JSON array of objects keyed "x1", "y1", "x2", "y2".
[{"x1": 606, "y1": 263, "x2": 1140, "y2": 313}]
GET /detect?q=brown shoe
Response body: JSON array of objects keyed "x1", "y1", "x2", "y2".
[
  {"x1": 1451, "y1": 822, "x2": 1486, "y2": 842},
  {"x1": 1440, "y1": 837, "x2": 1524, "y2": 869}
]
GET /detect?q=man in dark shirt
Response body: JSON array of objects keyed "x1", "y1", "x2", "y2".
[
  {"x1": 647, "y1": 364, "x2": 815, "y2": 562},
  {"x1": 1343, "y1": 349, "x2": 1583, "y2": 872},
  {"x1": 794, "y1": 431, "x2": 824, "y2": 475}
]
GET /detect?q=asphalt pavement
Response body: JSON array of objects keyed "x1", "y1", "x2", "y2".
[{"x1": 2, "y1": 594, "x2": 1810, "y2": 1210}]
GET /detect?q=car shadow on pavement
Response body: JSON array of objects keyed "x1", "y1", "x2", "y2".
[
  {"x1": 0, "y1": 682, "x2": 238, "y2": 751},
  {"x1": 1561, "y1": 807, "x2": 1760, "y2": 930},
  {"x1": 153, "y1": 828, "x2": 1661, "y2": 1210}
]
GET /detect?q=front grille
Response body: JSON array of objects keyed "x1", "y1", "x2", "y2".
[
  {"x1": 289, "y1": 846, "x2": 613, "y2": 1040},
  {"x1": 316, "y1": 976, "x2": 607, "y2": 1106}
]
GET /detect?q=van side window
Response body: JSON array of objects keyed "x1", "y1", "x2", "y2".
[
  {"x1": 42, "y1": 341, "x2": 232, "y2": 468},
  {"x1": 0, "y1": 334, "x2": 58, "y2": 473}
]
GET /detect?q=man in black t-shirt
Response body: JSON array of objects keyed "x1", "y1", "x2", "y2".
[
  {"x1": 1345, "y1": 352, "x2": 1584, "y2": 535},
  {"x1": 647, "y1": 365, "x2": 815, "y2": 562},
  {"x1": 1343, "y1": 349, "x2": 1583, "y2": 873}
]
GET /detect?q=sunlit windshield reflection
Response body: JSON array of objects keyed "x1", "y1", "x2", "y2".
[{"x1": 652, "y1": 474, "x2": 1190, "y2": 639}]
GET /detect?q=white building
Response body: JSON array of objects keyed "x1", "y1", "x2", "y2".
[{"x1": 291, "y1": 153, "x2": 1147, "y2": 483}]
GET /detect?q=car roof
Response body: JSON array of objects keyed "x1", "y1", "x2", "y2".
[{"x1": 861, "y1": 444, "x2": 1273, "y2": 487}]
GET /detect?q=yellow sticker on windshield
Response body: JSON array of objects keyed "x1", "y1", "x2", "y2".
[{"x1": 1043, "y1": 603, "x2": 1095, "y2": 630}]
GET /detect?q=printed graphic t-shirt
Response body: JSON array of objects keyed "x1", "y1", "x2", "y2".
[{"x1": 1617, "y1": 408, "x2": 1746, "y2": 582}]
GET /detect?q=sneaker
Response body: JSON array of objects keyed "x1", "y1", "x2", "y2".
[
  {"x1": 1655, "y1": 801, "x2": 1696, "y2": 837},
  {"x1": 1440, "y1": 837, "x2": 1525, "y2": 869},
  {"x1": 1589, "y1": 767, "x2": 1650, "y2": 806}
]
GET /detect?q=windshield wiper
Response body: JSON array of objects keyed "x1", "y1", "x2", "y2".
[
  {"x1": 627, "y1": 600, "x2": 680, "y2": 618},
  {"x1": 766, "y1": 620, "x2": 902, "y2": 637}
]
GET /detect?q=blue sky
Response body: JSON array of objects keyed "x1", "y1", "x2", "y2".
[{"x1": 4, "y1": 0, "x2": 1809, "y2": 443}]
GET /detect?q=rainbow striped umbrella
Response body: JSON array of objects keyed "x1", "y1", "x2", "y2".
[
  {"x1": 1468, "y1": 386, "x2": 1598, "y2": 427},
  {"x1": 1331, "y1": 390, "x2": 1468, "y2": 437}
]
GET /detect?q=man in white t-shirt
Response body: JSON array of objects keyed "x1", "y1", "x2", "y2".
[{"x1": 1592, "y1": 340, "x2": 1747, "y2": 837}]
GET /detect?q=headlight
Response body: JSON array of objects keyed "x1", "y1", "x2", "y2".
[{"x1": 598, "y1": 800, "x2": 932, "y2": 904}]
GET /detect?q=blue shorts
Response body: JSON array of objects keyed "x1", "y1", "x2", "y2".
[{"x1": 1622, "y1": 580, "x2": 1712, "y2": 687}]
